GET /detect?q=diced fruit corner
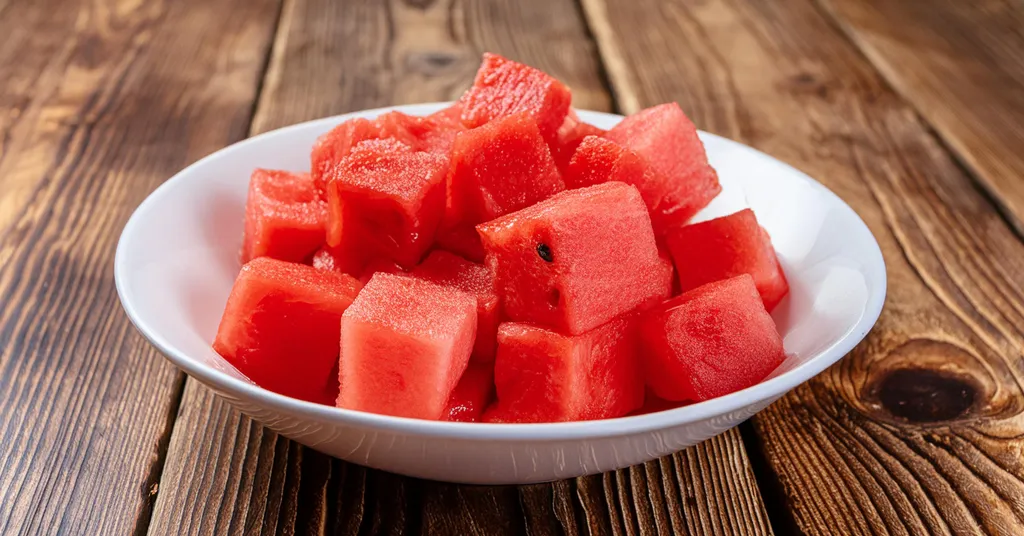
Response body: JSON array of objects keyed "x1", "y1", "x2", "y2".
[{"x1": 212, "y1": 53, "x2": 790, "y2": 423}]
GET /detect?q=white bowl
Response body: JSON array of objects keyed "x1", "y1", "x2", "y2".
[{"x1": 115, "y1": 103, "x2": 886, "y2": 484}]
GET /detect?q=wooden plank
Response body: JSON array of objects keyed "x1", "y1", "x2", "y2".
[
  {"x1": 818, "y1": 0, "x2": 1024, "y2": 235},
  {"x1": 147, "y1": 0, "x2": 773, "y2": 534},
  {"x1": 0, "y1": 0, "x2": 281, "y2": 533},
  {"x1": 579, "y1": 0, "x2": 1024, "y2": 533}
]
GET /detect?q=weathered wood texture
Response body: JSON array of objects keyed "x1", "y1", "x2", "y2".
[
  {"x1": 0, "y1": 0, "x2": 280, "y2": 533},
  {"x1": 153, "y1": 386, "x2": 771, "y2": 536},
  {"x1": 147, "y1": 0, "x2": 772, "y2": 534},
  {"x1": 580, "y1": 0, "x2": 1024, "y2": 533},
  {"x1": 819, "y1": 0, "x2": 1024, "y2": 235}
]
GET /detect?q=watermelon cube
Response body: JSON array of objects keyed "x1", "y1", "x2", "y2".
[
  {"x1": 640, "y1": 275, "x2": 785, "y2": 402},
  {"x1": 312, "y1": 118, "x2": 391, "y2": 198},
  {"x1": 489, "y1": 316, "x2": 645, "y2": 422},
  {"x1": 443, "y1": 363, "x2": 494, "y2": 422},
  {"x1": 376, "y1": 110, "x2": 464, "y2": 154},
  {"x1": 459, "y1": 53, "x2": 572, "y2": 140},
  {"x1": 477, "y1": 182, "x2": 670, "y2": 335},
  {"x1": 667, "y1": 209, "x2": 789, "y2": 311},
  {"x1": 337, "y1": 273, "x2": 478, "y2": 420},
  {"x1": 550, "y1": 109, "x2": 606, "y2": 174},
  {"x1": 213, "y1": 257, "x2": 362, "y2": 403},
  {"x1": 604, "y1": 103, "x2": 721, "y2": 229},
  {"x1": 412, "y1": 250, "x2": 501, "y2": 362},
  {"x1": 310, "y1": 111, "x2": 460, "y2": 199},
  {"x1": 242, "y1": 169, "x2": 327, "y2": 264},
  {"x1": 325, "y1": 148, "x2": 449, "y2": 270},
  {"x1": 441, "y1": 113, "x2": 564, "y2": 257},
  {"x1": 567, "y1": 135, "x2": 695, "y2": 235},
  {"x1": 420, "y1": 104, "x2": 466, "y2": 153},
  {"x1": 427, "y1": 103, "x2": 465, "y2": 130}
]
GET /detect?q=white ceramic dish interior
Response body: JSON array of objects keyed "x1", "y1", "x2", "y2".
[{"x1": 115, "y1": 103, "x2": 886, "y2": 484}]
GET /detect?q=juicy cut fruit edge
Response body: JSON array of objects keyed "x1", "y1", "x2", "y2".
[
  {"x1": 411, "y1": 250, "x2": 501, "y2": 362},
  {"x1": 477, "y1": 181, "x2": 669, "y2": 335},
  {"x1": 440, "y1": 113, "x2": 565, "y2": 261},
  {"x1": 213, "y1": 257, "x2": 363, "y2": 404},
  {"x1": 443, "y1": 362, "x2": 495, "y2": 422},
  {"x1": 325, "y1": 149, "x2": 450, "y2": 270},
  {"x1": 310, "y1": 110, "x2": 464, "y2": 199},
  {"x1": 337, "y1": 273, "x2": 478, "y2": 420},
  {"x1": 242, "y1": 168, "x2": 327, "y2": 264},
  {"x1": 459, "y1": 52, "x2": 572, "y2": 141},
  {"x1": 667, "y1": 208, "x2": 789, "y2": 311},
  {"x1": 487, "y1": 314, "x2": 645, "y2": 423},
  {"x1": 639, "y1": 274, "x2": 785, "y2": 403},
  {"x1": 603, "y1": 102, "x2": 721, "y2": 231}
]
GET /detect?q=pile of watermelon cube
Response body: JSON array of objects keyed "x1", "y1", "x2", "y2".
[{"x1": 213, "y1": 53, "x2": 789, "y2": 423}]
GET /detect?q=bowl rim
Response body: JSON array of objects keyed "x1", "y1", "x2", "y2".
[{"x1": 115, "y1": 102, "x2": 887, "y2": 442}]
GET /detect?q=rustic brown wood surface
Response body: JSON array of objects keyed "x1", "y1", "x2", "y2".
[
  {"x1": 819, "y1": 0, "x2": 1024, "y2": 236},
  {"x1": 580, "y1": 0, "x2": 1024, "y2": 534},
  {"x1": 3, "y1": 0, "x2": 1023, "y2": 534},
  {"x1": 0, "y1": 0, "x2": 280, "y2": 533},
  {"x1": 146, "y1": 0, "x2": 772, "y2": 534}
]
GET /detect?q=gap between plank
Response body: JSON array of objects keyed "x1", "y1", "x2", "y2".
[
  {"x1": 738, "y1": 421, "x2": 801, "y2": 536},
  {"x1": 134, "y1": 1, "x2": 291, "y2": 534},
  {"x1": 570, "y1": 0, "x2": 623, "y2": 115}
]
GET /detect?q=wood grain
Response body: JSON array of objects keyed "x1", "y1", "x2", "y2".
[
  {"x1": 580, "y1": 0, "x2": 1024, "y2": 533},
  {"x1": 0, "y1": 0, "x2": 280, "y2": 533},
  {"x1": 818, "y1": 0, "x2": 1024, "y2": 236},
  {"x1": 147, "y1": 0, "x2": 772, "y2": 534}
]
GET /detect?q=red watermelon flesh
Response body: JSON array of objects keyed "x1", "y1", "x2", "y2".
[
  {"x1": 412, "y1": 250, "x2": 501, "y2": 362},
  {"x1": 310, "y1": 245, "x2": 368, "y2": 277},
  {"x1": 627, "y1": 391, "x2": 687, "y2": 416},
  {"x1": 477, "y1": 182, "x2": 668, "y2": 335},
  {"x1": 567, "y1": 136, "x2": 686, "y2": 235},
  {"x1": 640, "y1": 274, "x2": 785, "y2": 402},
  {"x1": 459, "y1": 53, "x2": 572, "y2": 140},
  {"x1": 421, "y1": 104, "x2": 466, "y2": 152},
  {"x1": 550, "y1": 109, "x2": 606, "y2": 174},
  {"x1": 489, "y1": 315, "x2": 644, "y2": 423},
  {"x1": 443, "y1": 363, "x2": 494, "y2": 422},
  {"x1": 311, "y1": 118, "x2": 392, "y2": 199},
  {"x1": 347, "y1": 137, "x2": 415, "y2": 157},
  {"x1": 326, "y1": 148, "x2": 449, "y2": 269},
  {"x1": 213, "y1": 257, "x2": 362, "y2": 403},
  {"x1": 656, "y1": 247, "x2": 677, "y2": 302},
  {"x1": 428, "y1": 102, "x2": 465, "y2": 128},
  {"x1": 667, "y1": 209, "x2": 788, "y2": 311},
  {"x1": 311, "y1": 112, "x2": 458, "y2": 199},
  {"x1": 442, "y1": 114, "x2": 564, "y2": 257},
  {"x1": 660, "y1": 245, "x2": 682, "y2": 297},
  {"x1": 242, "y1": 169, "x2": 327, "y2": 264},
  {"x1": 338, "y1": 273, "x2": 477, "y2": 420},
  {"x1": 376, "y1": 110, "x2": 463, "y2": 154},
  {"x1": 356, "y1": 258, "x2": 405, "y2": 285},
  {"x1": 605, "y1": 103, "x2": 721, "y2": 228},
  {"x1": 435, "y1": 225, "x2": 486, "y2": 263}
]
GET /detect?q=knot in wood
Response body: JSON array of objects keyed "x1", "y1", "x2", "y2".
[
  {"x1": 875, "y1": 368, "x2": 976, "y2": 423},
  {"x1": 406, "y1": 51, "x2": 460, "y2": 75},
  {"x1": 855, "y1": 338, "x2": 1010, "y2": 427}
]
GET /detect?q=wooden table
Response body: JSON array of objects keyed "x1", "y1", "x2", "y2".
[{"x1": 3, "y1": 0, "x2": 1023, "y2": 534}]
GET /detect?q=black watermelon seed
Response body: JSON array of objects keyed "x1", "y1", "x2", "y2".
[{"x1": 537, "y1": 243, "x2": 553, "y2": 262}]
